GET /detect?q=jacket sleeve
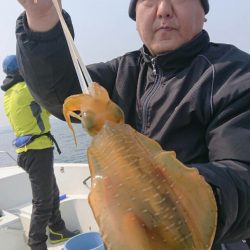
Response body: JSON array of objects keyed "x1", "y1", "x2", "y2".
[
  {"x1": 16, "y1": 10, "x2": 82, "y2": 120},
  {"x1": 15, "y1": 11, "x2": 119, "y2": 121},
  {"x1": 194, "y1": 64, "x2": 250, "y2": 243}
]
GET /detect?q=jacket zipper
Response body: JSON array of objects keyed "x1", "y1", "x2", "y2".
[{"x1": 141, "y1": 58, "x2": 162, "y2": 133}]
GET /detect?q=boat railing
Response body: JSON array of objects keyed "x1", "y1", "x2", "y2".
[
  {"x1": 83, "y1": 175, "x2": 91, "y2": 190},
  {"x1": 0, "y1": 150, "x2": 17, "y2": 164}
]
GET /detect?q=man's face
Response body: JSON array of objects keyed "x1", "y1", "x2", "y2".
[{"x1": 136, "y1": 0, "x2": 205, "y2": 56}]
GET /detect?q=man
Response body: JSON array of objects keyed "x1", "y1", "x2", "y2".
[
  {"x1": 1, "y1": 55, "x2": 79, "y2": 250},
  {"x1": 15, "y1": 0, "x2": 250, "y2": 249}
]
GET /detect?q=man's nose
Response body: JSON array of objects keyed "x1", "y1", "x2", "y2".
[{"x1": 157, "y1": 0, "x2": 173, "y2": 19}]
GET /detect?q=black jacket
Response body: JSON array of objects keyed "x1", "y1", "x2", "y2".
[{"x1": 16, "y1": 11, "x2": 250, "y2": 248}]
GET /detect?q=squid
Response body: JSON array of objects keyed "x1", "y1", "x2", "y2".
[{"x1": 63, "y1": 82, "x2": 217, "y2": 250}]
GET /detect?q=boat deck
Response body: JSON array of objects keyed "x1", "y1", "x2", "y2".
[{"x1": 0, "y1": 163, "x2": 99, "y2": 250}]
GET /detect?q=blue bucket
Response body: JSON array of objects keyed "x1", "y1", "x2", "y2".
[{"x1": 63, "y1": 231, "x2": 105, "y2": 250}]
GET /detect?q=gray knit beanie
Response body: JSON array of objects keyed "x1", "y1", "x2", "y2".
[{"x1": 129, "y1": 0, "x2": 209, "y2": 20}]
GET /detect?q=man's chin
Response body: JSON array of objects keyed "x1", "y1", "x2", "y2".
[{"x1": 151, "y1": 43, "x2": 179, "y2": 56}]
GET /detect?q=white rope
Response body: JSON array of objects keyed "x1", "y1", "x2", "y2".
[{"x1": 52, "y1": 0, "x2": 91, "y2": 94}]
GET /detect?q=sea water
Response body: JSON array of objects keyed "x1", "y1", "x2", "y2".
[{"x1": 0, "y1": 117, "x2": 91, "y2": 168}]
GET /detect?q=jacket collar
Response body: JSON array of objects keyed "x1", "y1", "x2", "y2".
[
  {"x1": 1, "y1": 74, "x2": 24, "y2": 92},
  {"x1": 141, "y1": 30, "x2": 210, "y2": 71}
]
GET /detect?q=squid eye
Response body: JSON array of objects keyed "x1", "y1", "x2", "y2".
[{"x1": 82, "y1": 111, "x2": 95, "y2": 132}]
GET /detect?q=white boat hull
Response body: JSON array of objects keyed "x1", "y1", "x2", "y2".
[{"x1": 0, "y1": 163, "x2": 98, "y2": 250}]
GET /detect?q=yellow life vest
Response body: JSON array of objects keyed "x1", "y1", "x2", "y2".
[{"x1": 4, "y1": 81, "x2": 53, "y2": 153}]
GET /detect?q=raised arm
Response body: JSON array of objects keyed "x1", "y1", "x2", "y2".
[{"x1": 16, "y1": 1, "x2": 83, "y2": 120}]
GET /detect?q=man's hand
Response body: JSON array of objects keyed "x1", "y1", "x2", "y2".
[{"x1": 17, "y1": 0, "x2": 61, "y2": 32}]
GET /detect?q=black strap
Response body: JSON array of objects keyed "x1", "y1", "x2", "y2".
[
  {"x1": 45, "y1": 132, "x2": 62, "y2": 155},
  {"x1": 28, "y1": 132, "x2": 61, "y2": 154}
]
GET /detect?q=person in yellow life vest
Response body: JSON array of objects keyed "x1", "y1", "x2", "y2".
[{"x1": 1, "y1": 55, "x2": 79, "y2": 250}]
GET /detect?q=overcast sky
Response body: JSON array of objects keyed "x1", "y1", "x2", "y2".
[{"x1": 1, "y1": 0, "x2": 250, "y2": 128}]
